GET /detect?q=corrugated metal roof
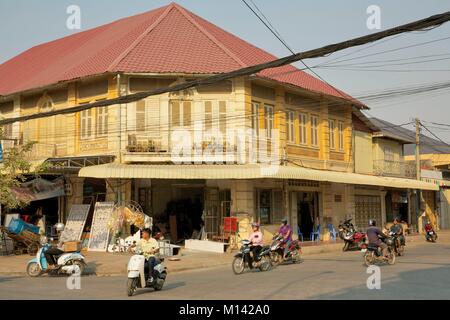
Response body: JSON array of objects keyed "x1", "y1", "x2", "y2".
[
  {"x1": 0, "y1": 2, "x2": 358, "y2": 104},
  {"x1": 78, "y1": 163, "x2": 439, "y2": 191}
]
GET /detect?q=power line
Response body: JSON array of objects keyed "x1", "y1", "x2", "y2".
[
  {"x1": 420, "y1": 122, "x2": 450, "y2": 147},
  {"x1": 2, "y1": 10, "x2": 450, "y2": 127}
]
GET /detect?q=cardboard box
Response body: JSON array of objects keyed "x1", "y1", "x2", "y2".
[{"x1": 64, "y1": 241, "x2": 82, "y2": 252}]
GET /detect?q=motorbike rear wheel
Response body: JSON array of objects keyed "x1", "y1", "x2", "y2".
[
  {"x1": 291, "y1": 250, "x2": 302, "y2": 264},
  {"x1": 26, "y1": 262, "x2": 42, "y2": 277},
  {"x1": 232, "y1": 257, "x2": 245, "y2": 275},
  {"x1": 258, "y1": 256, "x2": 271, "y2": 272},
  {"x1": 364, "y1": 252, "x2": 374, "y2": 267},
  {"x1": 127, "y1": 278, "x2": 139, "y2": 297},
  {"x1": 72, "y1": 260, "x2": 86, "y2": 276}
]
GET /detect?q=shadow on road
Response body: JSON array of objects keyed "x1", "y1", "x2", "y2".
[
  {"x1": 130, "y1": 281, "x2": 186, "y2": 297},
  {"x1": 0, "y1": 276, "x2": 22, "y2": 284},
  {"x1": 308, "y1": 265, "x2": 450, "y2": 300}
]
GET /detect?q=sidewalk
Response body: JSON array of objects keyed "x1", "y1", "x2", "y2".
[{"x1": 1, "y1": 231, "x2": 448, "y2": 277}]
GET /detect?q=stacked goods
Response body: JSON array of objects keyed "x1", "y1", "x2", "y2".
[{"x1": 108, "y1": 206, "x2": 146, "y2": 234}]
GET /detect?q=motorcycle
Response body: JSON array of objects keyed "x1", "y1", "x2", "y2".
[
  {"x1": 127, "y1": 252, "x2": 167, "y2": 296},
  {"x1": 232, "y1": 239, "x2": 272, "y2": 275},
  {"x1": 425, "y1": 229, "x2": 438, "y2": 243},
  {"x1": 269, "y1": 234, "x2": 302, "y2": 266},
  {"x1": 389, "y1": 231, "x2": 405, "y2": 256},
  {"x1": 26, "y1": 239, "x2": 87, "y2": 277},
  {"x1": 338, "y1": 219, "x2": 367, "y2": 252},
  {"x1": 363, "y1": 237, "x2": 396, "y2": 267}
]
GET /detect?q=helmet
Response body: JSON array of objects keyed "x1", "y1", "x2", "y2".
[
  {"x1": 251, "y1": 222, "x2": 260, "y2": 228},
  {"x1": 369, "y1": 219, "x2": 376, "y2": 227},
  {"x1": 55, "y1": 223, "x2": 65, "y2": 232},
  {"x1": 281, "y1": 218, "x2": 288, "y2": 224}
]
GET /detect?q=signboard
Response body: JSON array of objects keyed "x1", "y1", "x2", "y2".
[
  {"x1": 60, "y1": 204, "x2": 90, "y2": 242},
  {"x1": 11, "y1": 177, "x2": 65, "y2": 202},
  {"x1": 88, "y1": 202, "x2": 115, "y2": 252}
]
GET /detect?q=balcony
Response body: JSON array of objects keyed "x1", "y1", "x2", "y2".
[
  {"x1": 123, "y1": 133, "x2": 271, "y2": 164},
  {"x1": 373, "y1": 159, "x2": 416, "y2": 179}
]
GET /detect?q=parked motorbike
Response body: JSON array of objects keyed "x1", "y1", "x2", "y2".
[
  {"x1": 127, "y1": 252, "x2": 167, "y2": 296},
  {"x1": 338, "y1": 219, "x2": 367, "y2": 252},
  {"x1": 232, "y1": 239, "x2": 272, "y2": 275},
  {"x1": 425, "y1": 229, "x2": 438, "y2": 243},
  {"x1": 26, "y1": 238, "x2": 87, "y2": 277},
  {"x1": 363, "y1": 237, "x2": 396, "y2": 267},
  {"x1": 269, "y1": 234, "x2": 302, "y2": 266}
]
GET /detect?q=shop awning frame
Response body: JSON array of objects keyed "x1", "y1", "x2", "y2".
[{"x1": 78, "y1": 163, "x2": 439, "y2": 191}]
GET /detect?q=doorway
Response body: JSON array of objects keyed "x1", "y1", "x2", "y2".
[{"x1": 297, "y1": 192, "x2": 318, "y2": 240}]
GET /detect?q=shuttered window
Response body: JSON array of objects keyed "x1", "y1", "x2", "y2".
[{"x1": 136, "y1": 101, "x2": 146, "y2": 132}]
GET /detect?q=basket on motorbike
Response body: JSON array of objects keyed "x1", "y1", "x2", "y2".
[{"x1": 63, "y1": 241, "x2": 82, "y2": 253}]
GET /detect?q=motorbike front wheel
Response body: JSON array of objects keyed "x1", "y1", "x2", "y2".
[
  {"x1": 270, "y1": 251, "x2": 282, "y2": 266},
  {"x1": 26, "y1": 262, "x2": 42, "y2": 277},
  {"x1": 127, "y1": 278, "x2": 139, "y2": 297},
  {"x1": 232, "y1": 257, "x2": 245, "y2": 275},
  {"x1": 342, "y1": 241, "x2": 350, "y2": 252},
  {"x1": 387, "y1": 251, "x2": 396, "y2": 265}
]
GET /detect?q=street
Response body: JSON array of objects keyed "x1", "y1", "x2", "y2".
[{"x1": 1, "y1": 240, "x2": 450, "y2": 300}]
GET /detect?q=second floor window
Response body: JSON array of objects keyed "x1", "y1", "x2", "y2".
[
  {"x1": 1, "y1": 124, "x2": 13, "y2": 138},
  {"x1": 328, "y1": 119, "x2": 336, "y2": 149},
  {"x1": 81, "y1": 109, "x2": 92, "y2": 139},
  {"x1": 338, "y1": 121, "x2": 344, "y2": 151},
  {"x1": 311, "y1": 115, "x2": 319, "y2": 146},
  {"x1": 204, "y1": 101, "x2": 227, "y2": 136},
  {"x1": 96, "y1": 107, "x2": 108, "y2": 136},
  {"x1": 286, "y1": 111, "x2": 294, "y2": 143},
  {"x1": 136, "y1": 101, "x2": 146, "y2": 132},
  {"x1": 264, "y1": 104, "x2": 274, "y2": 139},
  {"x1": 299, "y1": 113, "x2": 307, "y2": 145},
  {"x1": 252, "y1": 102, "x2": 260, "y2": 137},
  {"x1": 171, "y1": 101, "x2": 191, "y2": 128}
]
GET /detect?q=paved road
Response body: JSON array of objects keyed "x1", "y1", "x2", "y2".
[{"x1": 1, "y1": 240, "x2": 450, "y2": 300}]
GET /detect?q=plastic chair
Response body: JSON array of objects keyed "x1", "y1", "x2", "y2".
[
  {"x1": 328, "y1": 224, "x2": 338, "y2": 241},
  {"x1": 310, "y1": 224, "x2": 321, "y2": 242},
  {"x1": 297, "y1": 225, "x2": 304, "y2": 242}
]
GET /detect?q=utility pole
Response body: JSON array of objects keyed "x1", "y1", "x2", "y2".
[
  {"x1": 415, "y1": 118, "x2": 424, "y2": 233},
  {"x1": 415, "y1": 118, "x2": 421, "y2": 181}
]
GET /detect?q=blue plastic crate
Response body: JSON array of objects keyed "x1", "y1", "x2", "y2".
[{"x1": 7, "y1": 218, "x2": 39, "y2": 235}]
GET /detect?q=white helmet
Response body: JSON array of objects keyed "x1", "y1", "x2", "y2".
[{"x1": 55, "y1": 223, "x2": 65, "y2": 232}]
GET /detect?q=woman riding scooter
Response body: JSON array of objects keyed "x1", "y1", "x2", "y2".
[
  {"x1": 137, "y1": 228, "x2": 160, "y2": 283},
  {"x1": 44, "y1": 223, "x2": 66, "y2": 269},
  {"x1": 248, "y1": 223, "x2": 263, "y2": 265}
]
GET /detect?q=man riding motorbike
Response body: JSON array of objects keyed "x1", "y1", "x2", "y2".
[
  {"x1": 278, "y1": 218, "x2": 293, "y2": 259},
  {"x1": 248, "y1": 223, "x2": 263, "y2": 264},
  {"x1": 137, "y1": 228, "x2": 160, "y2": 283},
  {"x1": 367, "y1": 219, "x2": 388, "y2": 257},
  {"x1": 389, "y1": 218, "x2": 405, "y2": 246}
]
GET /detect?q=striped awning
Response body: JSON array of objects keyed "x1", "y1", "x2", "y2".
[{"x1": 78, "y1": 163, "x2": 439, "y2": 191}]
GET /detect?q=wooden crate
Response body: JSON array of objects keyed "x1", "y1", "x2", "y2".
[{"x1": 63, "y1": 241, "x2": 82, "y2": 252}]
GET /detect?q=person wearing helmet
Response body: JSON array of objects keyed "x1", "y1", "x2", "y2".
[
  {"x1": 248, "y1": 222, "x2": 263, "y2": 263},
  {"x1": 367, "y1": 219, "x2": 388, "y2": 257},
  {"x1": 390, "y1": 217, "x2": 405, "y2": 246},
  {"x1": 44, "y1": 223, "x2": 66, "y2": 269},
  {"x1": 278, "y1": 218, "x2": 293, "y2": 259}
]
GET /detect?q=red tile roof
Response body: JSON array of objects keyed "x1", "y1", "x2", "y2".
[{"x1": 0, "y1": 2, "x2": 358, "y2": 104}]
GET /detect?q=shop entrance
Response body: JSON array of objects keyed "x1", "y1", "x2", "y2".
[{"x1": 297, "y1": 192, "x2": 318, "y2": 240}]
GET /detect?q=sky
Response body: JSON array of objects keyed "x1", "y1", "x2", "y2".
[{"x1": 1, "y1": 0, "x2": 450, "y2": 142}]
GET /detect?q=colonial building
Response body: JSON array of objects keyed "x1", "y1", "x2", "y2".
[{"x1": 0, "y1": 3, "x2": 437, "y2": 242}]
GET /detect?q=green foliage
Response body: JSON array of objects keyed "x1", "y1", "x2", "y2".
[{"x1": 0, "y1": 128, "x2": 47, "y2": 209}]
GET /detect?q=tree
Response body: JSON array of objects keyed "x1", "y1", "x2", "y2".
[{"x1": 0, "y1": 128, "x2": 46, "y2": 209}]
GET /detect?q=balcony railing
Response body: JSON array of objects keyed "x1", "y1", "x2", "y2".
[{"x1": 373, "y1": 159, "x2": 416, "y2": 179}]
